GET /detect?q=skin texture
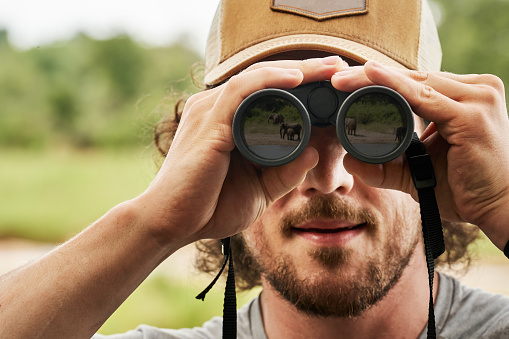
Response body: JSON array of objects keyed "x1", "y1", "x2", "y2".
[{"x1": 0, "y1": 55, "x2": 508, "y2": 338}]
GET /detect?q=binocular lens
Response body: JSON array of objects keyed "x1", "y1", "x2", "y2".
[
  {"x1": 233, "y1": 83, "x2": 413, "y2": 166},
  {"x1": 338, "y1": 90, "x2": 412, "y2": 163},
  {"x1": 233, "y1": 90, "x2": 311, "y2": 166}
]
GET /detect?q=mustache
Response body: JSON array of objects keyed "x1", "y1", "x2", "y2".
[{"x1": 280, "y1": 196, "x2": 378, "y2": 233}]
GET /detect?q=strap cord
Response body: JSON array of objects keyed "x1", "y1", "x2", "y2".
[
  {"x1": 405, "y1": 133, "x2": 445, "y2": 339},
  {"x1": 196, "y1": 237, "x2": 237, "y2": 339}
]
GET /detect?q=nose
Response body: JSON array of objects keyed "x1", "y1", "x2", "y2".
[{"x1": 297, "y1": 126, "x2": 355, "y2": 196}]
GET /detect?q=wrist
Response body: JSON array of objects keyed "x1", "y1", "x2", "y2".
[
  {"x1": 125, "y1": 195, "x2": 192, "y2": 253},
  {"x1": 476, "y1": 193, "x2": 509, "y2": 251}
]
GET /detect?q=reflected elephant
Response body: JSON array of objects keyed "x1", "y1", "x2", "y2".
[
  {"x1": 395, "y1": 126, "x2": 406, "y2": 142},
  {"x1": 345, "y1": 118, "x2": 357, "y2": 136},
  {"x1": 280, "y1": 123, "x2": 302, "y2": 140},
  {"x1": 286, "y1": 128, "x2": 296, "y2": 140},
  {"x1": 268, "y1": 113, "x2": 285, "y2": 124}
]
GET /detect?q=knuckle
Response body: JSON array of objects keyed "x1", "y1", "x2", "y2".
[
  {"x1": 477, "y1": 73, "x2": 504, "y2": 90},
  {"x1": 244, "y1": 60, "x2": 286, "y2": 74},
  {"x1": 182, "y1": 93, "x2": 205, "y2": 115},
  {"x1": 185, "y1": 92, "x2": 204, "y2": 107},
  {"x1": 477, "y1": 83, "x2": 502, "y2": 106},
  {"x1": 408, "y1": 70, "x2": 430, "y2": 82},
  {"x1": 180, "y1": 99, "x2": 196, "y2": 119},
  {"x1": 412, "y1": 84, "x2": 434, "y2": 111},
  {"x1": 181, "y1": 90, "x2": 216, "y2": 120},
  {"x1": 224, "y1": 73, "x2": 244, "y2": 91}
]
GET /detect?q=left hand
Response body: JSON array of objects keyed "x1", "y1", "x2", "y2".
[{"x1": 332, "y1": 60, "x2": 509, "y2": 250}]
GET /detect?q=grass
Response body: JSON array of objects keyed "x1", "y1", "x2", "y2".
[
  {"x1": 0, "y1": 147, "x2": 156, "y2": 242},
  {"x1": 98, "y1": 274, "x2": 261, "y2": 335}
]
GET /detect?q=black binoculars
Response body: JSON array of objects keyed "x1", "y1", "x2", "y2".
[{"x1": 232, "y1": 81, "x2": 415, "y2": 166}]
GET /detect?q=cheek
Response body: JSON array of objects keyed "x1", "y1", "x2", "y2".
[
  {"x1": 242, "y1": 197, "x2": 291, "y2": 255},
  {"x1": 364, "y1": 187, "x2": 420, "y2": 229},
  {"x1": 242, "y1": 213, "x2": 275, "y2": 256},
  {"x1": 378, "y1": 190, "x2": 421, "y2": 239}
]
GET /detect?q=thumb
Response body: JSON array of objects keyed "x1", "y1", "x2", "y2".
[
  {"x1": 262, "y1": 146, "x2": 319, "y2": 203},
  {"x1": 343, "y1": 154, "x2": 417, "y2": 198}
]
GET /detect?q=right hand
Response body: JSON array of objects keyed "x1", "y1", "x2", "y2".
[
  {"x1": 134, "y1": 56, "x2": 346, "y2": 248},
  {"x1": 333, "y1": 61, "x2": 509, "y2": 250}
]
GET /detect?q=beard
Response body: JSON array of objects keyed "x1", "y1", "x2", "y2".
[{"x1": 241, "y1": 195, "x2": 421, "y2": 318}]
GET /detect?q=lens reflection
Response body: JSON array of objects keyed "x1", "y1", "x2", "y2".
[
  {"x1": 344, "y1": 93, "x2": 406, "y2": 157},
  {"x1": 241, "y1": 95, "x2": 304, "y2": 160}
]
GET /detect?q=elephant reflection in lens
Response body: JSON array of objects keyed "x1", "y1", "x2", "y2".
[
  {"x1": 344, "y1": 93, "x2": 406, "y2": 158},
  {"x1": 241, "y1": 96, "x2": 304, "y2": 160}
]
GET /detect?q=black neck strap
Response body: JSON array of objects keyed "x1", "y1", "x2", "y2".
[
  {"x1": 196, "y1": 238, "x2": 237, "y2": 339},
  {"x1": 405, "y1": 132, "x2": 445, "y2": 339},
  {"x1": 196, "y1": 133, "x2": 444, "y2": 339}
]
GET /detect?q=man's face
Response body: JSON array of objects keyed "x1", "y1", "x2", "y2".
[{"x1": 242, "y1": 124, "x2": 422, "y2": 317}]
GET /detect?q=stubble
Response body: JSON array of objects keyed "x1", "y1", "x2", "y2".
[{"x1": 244, "y1": 195, "x2": 421, "y2": 318}]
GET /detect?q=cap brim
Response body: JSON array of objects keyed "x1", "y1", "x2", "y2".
[{"x1": 205, "y1": 34, "x2": 408, "y2": 86}]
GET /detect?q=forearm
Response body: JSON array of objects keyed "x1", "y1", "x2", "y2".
[
  {"x1": 476, "y1": 193, "x2": 509, "y2": 251},
  {"x1": 0, "y1": 200, "x2": 177, "y2": 338}
]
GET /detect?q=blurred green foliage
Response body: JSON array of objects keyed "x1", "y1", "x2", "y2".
[
  {"x1": 0, "y1": 148, "x2": 155, "y2": 242},
  {"x1": 98, "y1": 275, "x2": 261, "y2": 335},
  {"x1": 347, "y1": 95, "x2": 403, "y2": 126},
  {"x1": 246, "y1": 97, "x2": 302, "y2": 124},
  {"x1": 432, "y1": 0, "x2": 509, "y2": 98},
  {"x1": 0, "y1": 30, "x2": 201, "y2": 149},
  {"x1": 0, "y1": 0, "x2": 507, "y2": 150}
]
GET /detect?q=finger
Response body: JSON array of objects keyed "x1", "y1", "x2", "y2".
[
  {"x1": 425, "y1": 71, "x2": 505, "y2": 93},
  {"x1": 421, "y1": 121, "x2": 437, "y2": 141},
  {"x1": 331, "y1": 64, "x2": 475, "y2": 99},
  {"x1": 262, "y1": 146, "x2": 319, "y2": 203},
  {"x1": 192, "y1": 56, "x2": 345, "y2": 123},
  {"x1": 244, "y1": 55, "x2": 347, "y2": 84},
  {"x1": 179, "y1": 85, "x2": 224, "y2": 121},
  {"x1": 438, "y1": 72, "x2": 506, "y2": 101},
  {"x1": 378, "y1": 68, "x2": 487, "y2": 103},
  {"x1": 332, "y1": 63, "x2": 495, "y2": 103},
  {"x1": 331, "y1": 66, "x2": 374, "y2": 92},
  {"x1": 212, "y1": 67, "x2": 304, "y2": 127},
  {"x1": 362, "y1": 60, "x2": 466, "y2": 125}
]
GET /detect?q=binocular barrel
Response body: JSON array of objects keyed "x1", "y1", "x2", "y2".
[{"x1": 232, "y1": 81, "x2": 414, "y2": 166}]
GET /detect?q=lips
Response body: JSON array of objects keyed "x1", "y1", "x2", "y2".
[
  {"x1": 293, "y1": 224, "x2": 363, "y2": 233},
  {"x1": 292, "y1": 219, "x2": 364, "y2": 232},
  {"x1": 290, "y1": 220, "x2": 367, "y2": 246}
]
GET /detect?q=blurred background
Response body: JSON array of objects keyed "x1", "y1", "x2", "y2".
[{"x1": 0, "y1": 0, "x2": 508, "y2": 335}]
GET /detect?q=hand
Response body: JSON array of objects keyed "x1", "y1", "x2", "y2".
[
  {"x1": 332, "y1": 61, "x2": 509, "y2": 250},
  {"x1": 136, "y1": 56, "x2": 346, "y2": 248}
]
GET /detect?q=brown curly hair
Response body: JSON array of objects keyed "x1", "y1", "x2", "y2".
[{"x1": 154, "y1": 96, "x2": 480, "y2": 291}]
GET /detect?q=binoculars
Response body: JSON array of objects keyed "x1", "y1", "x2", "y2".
[{"x1": 232, "y1": 81, "x2": 414, "y2": 166}]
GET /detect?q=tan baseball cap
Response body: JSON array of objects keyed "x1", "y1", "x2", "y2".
[{"x1": 204, "y1": 0, "x2": 442, "y2": 86}]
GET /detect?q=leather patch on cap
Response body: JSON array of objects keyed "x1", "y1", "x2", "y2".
[{"x1": 271, "y1": 0, "x2": 368, "y2": 21}]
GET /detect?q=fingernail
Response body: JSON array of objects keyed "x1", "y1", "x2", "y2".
[
  {"x1": 322, "y1": 55, "x2": 342, "y2": 65},
  {"x1": 286, "y1": 69, "x2": 302, "y2": 76},
  {"x1": 370, "y1": 60, "x2": 385, "y2": 68},
  {"x1": 333, "y1": 70, "x2": 352, "y2": 77}
]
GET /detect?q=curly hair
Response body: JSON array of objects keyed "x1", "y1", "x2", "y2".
[{"x1": 154, "y1": 96, "x2": 480, "y2": 291}]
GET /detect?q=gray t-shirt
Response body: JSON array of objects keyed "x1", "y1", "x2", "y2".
[{"x1": 93, "y1": 273, "x2": 509, "y2": 339}]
